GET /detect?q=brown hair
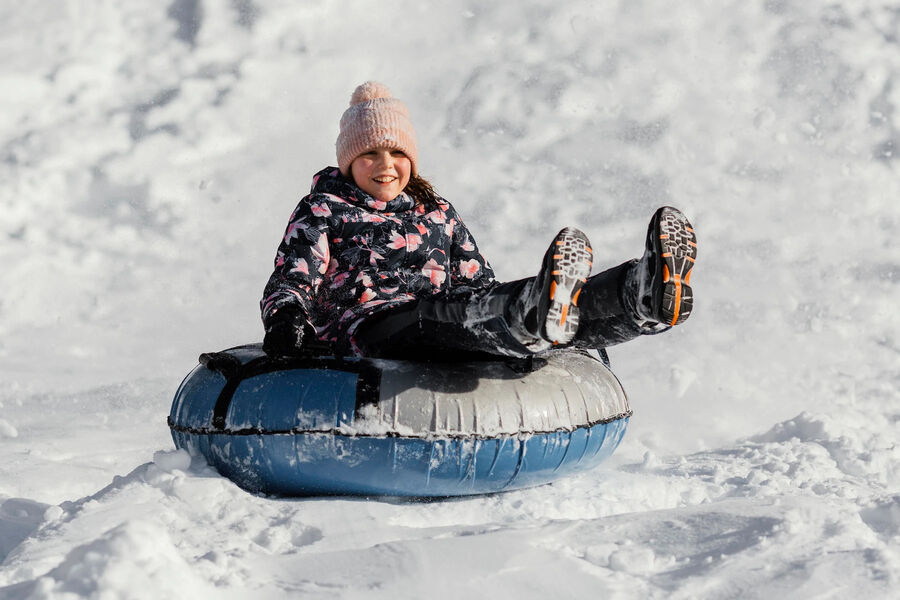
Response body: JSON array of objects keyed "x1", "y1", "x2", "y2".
[{"x1": 403, "y1": 174, "x2": 442, "y2": 209}]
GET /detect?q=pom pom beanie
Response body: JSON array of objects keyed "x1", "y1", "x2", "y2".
[{"x1": 336, "y1": 81, "x2": 418, "y2": 176}]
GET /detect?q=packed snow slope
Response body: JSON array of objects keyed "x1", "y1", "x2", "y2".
[{"x1": 1, "y1": 1, "x2": 898, "y2": 598}]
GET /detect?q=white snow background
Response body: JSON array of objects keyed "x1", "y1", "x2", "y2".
[{"x1": 1, "y1": 1, "x2": 899, "y2": 598}]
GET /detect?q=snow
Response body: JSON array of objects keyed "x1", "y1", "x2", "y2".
[{"x1": 1, "y1": 0, "x2": 898, "y2": 597}]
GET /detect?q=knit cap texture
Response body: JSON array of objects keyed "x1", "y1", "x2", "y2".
[{"x1": 336, "y1": 82, "x2": 418, "y2": 176}]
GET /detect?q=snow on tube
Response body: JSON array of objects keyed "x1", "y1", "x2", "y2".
[{"x1": 167, "y1": 344, "x2": 631, "y2": 497}]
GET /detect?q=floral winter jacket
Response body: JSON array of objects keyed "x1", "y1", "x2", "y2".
[{"x1": 261, "y1": 167, "x2": 496, "y2": 350}]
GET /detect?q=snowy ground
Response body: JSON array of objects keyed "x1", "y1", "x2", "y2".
[{"x1": 1, "y1": 1, "x2": 899, "y2": 598}]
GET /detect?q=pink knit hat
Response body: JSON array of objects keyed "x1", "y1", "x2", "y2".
[{"x1": 336, "y1": 81, "x2": 418, "y2": 176}]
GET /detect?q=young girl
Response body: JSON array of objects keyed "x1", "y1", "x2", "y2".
[{"x1": 261, "y1": 82, "x2": 697, "y2": 359}]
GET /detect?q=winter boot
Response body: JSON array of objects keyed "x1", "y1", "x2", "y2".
[
  {"x1": 511, "y1": 227, "x2": 594, "y2": 348},
  {"x1": 625, "y1": 206, "x2": 697, "y2": 327}
]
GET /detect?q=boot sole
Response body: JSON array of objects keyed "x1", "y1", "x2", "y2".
[
  {"x1": 654, "y1": 208, "x2": 697, "y2": 326},
  {"x1": 542, "y1": 228, "x2": 593, "y2": 344}
]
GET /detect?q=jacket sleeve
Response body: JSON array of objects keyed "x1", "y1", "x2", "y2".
[
  {"x1": 446, "y1": 206, "x2": 496, "y2": 294},
  {"x1": 260, "y1": 196, "x2": 333, "y2": 325}
]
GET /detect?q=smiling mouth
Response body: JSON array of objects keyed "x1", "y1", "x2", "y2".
[{"x1": 373, "y1": 175, "x2": 397, "y2": 184}]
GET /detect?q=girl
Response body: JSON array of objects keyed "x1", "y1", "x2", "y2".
[{"x1": 261, "y1": 82, "x2": 697, "y2": 359}]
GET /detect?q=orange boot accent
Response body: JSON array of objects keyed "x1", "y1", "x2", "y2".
[{"x1": 670, "y1": 274, "x2": 682, "y2": 325}]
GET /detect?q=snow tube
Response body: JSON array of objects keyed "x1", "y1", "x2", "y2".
[{"x1": 167, "y1": 344, "x2": 631, "y2": 497}]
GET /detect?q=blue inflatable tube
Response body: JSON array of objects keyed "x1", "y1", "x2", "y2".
[{"x1": 168, "y1": 344, "x2": 631, "y2": 497}]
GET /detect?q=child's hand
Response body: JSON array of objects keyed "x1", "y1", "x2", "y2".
[{"x1": 262, "y1": 307, "x2": 314, "y2": 357}]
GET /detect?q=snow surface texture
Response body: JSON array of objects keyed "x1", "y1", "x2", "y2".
[{"x1": 1, "y1": 0, "x2": 898, "y2": 597}]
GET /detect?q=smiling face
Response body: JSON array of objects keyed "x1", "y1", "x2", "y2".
[{"x1": 349, "y1": 147, "x2": 412, "y2": 203}]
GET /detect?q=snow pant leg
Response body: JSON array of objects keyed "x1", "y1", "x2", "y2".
[
  {"x1": 571, "y1": 259, "x2": 647, "y2": 349},
  {"x1": 352, "y1": 279, "x2": 534, "y2": 360}
]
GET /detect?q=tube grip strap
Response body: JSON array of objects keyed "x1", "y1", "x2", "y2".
[
  {"x1": 201, "y1": 347, "x2": 368, "y2": 431},
  {"x1": 199, "y1": 352, "x2": 242, "y2": 379}
]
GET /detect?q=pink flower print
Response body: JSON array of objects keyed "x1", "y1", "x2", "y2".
[
  {"x1": 310, "y1": 203, "x2": 332, "y2": 217},
  {"x1": 261, "y1": 293, "x2": 280, "y2": 313},
  {"x1": 359, "y1": 288, "x2": 377, "y2": 303},
  {"x1": 330, "y1": 271, "x2": 351, "y2": 288},
  {"x1": 422, "y1": 258, "x2": 446, "y2": 288},
  {"x1": 415, "y1": 222, "x2": 428, "y2": 235},
  {"x1": 362, "y1": 213, "x2": 386, "y2": 223},
  {"x1": 461, "y1": 239, "x2": 475, "y2": 251},
  {"x1": 370, "y1": 199, "x2": 387, "y2": 211},
  {"x1": 284, "y1": 221, "x2": 307, "y2": 242},
  {"x1": 311, "y1": 233, "x2": 329, "y2": 273},
  {"x1": 380, "y1": 286, "x2": 399, "y2": 294},
  {"x1": 458, "y1": 259, "x2": 480, "y2": 279},
  {"x1": 444, "y1": 220, "x2": 455, "y2": 239},
  {"x1": 428, "y1": 210, "x2": 446, "y2": 224},
  {"x1": 275, "y1": 253, "x2": 286, "y2": 268},
  {"x1": 356, "y1": 272, "x2": 373, "y2": 287},
  {"x1": 368, "y1": 250, "x2": 385, "y2": 266},
  {"x1": 387, "y1": 232, "x2": 407, "y2": 250},
  {"x1": 291, "y1": 258, "x2": 309, "y2": 275},
  {"x1": 388, "y1": 232, "x2": 423, "y2": 251}
]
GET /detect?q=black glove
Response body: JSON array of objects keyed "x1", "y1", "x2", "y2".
[{"x1": 262, "y1": 307, "x2": 315, "y2": 357}]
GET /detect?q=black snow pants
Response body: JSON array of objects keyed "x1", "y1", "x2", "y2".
[{"x1": 352, "y1": 260, "x2": 647, "y2": 361}]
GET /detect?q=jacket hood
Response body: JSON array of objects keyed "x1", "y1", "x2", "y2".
[{"x1": 310, "y1": 167, "x2": 416, "y2": 213}]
